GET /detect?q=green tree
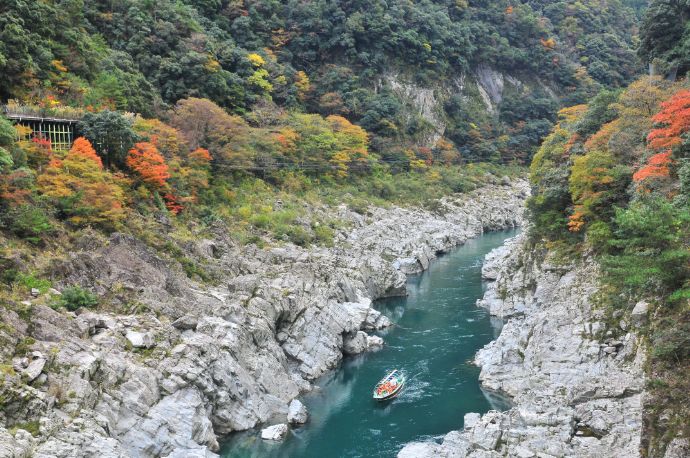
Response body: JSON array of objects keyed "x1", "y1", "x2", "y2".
[
  {"x1": 78, "y1": 111, "x2": 138, "y2": 168},
  {"x1": 639, "y1": 0, "x2": 690, "y2": 77},
  {"x1": 604, "y1": 198, "x2": 690, "y2": 299}
]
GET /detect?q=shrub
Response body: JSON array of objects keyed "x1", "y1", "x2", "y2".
[
  {"x1": 251, "y1": 213, "x2": 271, "y2": 229},
  {"x1": 59, "y1": 286, "x2": 98, "y2": 311},
  {"x1": 0, "y1": 267, "x2": 18, "y2": 284},
  {"x1": 651, "y1": 316, "x2": 690, "y2": 362},
  {"x1": 313, "y1": 224, "x2": 335, "y2": 247},
  {"x1": 16, "y1": 273, "x2": 51, "y2": 294},
  {"x1": 286, "y1": 226, "x2": 310, "y2": 246},
  {"x1": 2, "y1": 204, "x2": 53, "y2": 244}
]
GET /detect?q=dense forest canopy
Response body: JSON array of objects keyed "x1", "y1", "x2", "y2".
[{"x1": 0, "y1": 0, "x2": 643, "y2": 163}]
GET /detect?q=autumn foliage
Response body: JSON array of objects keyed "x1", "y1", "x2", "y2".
[
  {"x1": 188, "y1": 147, "x2": 212, "y2": 165},
  {"x1": 37, "y1": 137, "x2": 126, "y2": 226},
  {"x1": 647, "y1": 90, "x2": 690, "y2": 152},
  {"x1": 631, "y1": 90, "x2": 690, "y2": 183},
  {"x1": 632, "y1": 151, "x2": 673, "y2": 182},
  {"x1": 568, "y1": 150, "x2": 618, "y2": 232},
  {"x1": 70, "y1": 137, "x2": 103, "y2": 168},
  {"x1": 126, "y1": 142, "x2": 171, "y2": 189}
]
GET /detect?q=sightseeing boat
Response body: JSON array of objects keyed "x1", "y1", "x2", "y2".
[{"x1": 372, "y1": 369, "x2": 405, "y2": 401}]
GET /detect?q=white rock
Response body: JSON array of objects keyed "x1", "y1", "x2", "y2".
[
  {"x1": 631, "y1": 300, "x2": 649, "y2": 327},
  {"x1": 366, "y1": 335, "x2": 384, "y2": 349},
  {"x1": 343, "y1": 331, "x2": 368, "y2": 355},
  {"x1": 172, "y1": 315, "x2": 198, "y2": 331},
  {"x1": 464, "y1": 412, "x2": 480, "y2": 429},
  {"x1": 397, "y1": 442, "x2": 441, "y2": 458},
  {"x1": 125, "y1": 330, "x2": 155, "y2": 349},
  {"x1": 261, "y1": 424, "x2": 288, "y2": 441},
  {"x1": 287, "y1": 400, "x2": 308, "y2": 424},
  {"x1": 23, "y1": 358, "x2": 46, "y2": 382},
  {"x1": 514, "y1": 445, "x2": 536, "y2": 458}
]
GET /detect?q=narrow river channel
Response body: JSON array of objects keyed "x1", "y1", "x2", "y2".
[{"x1": 221, "y1": 229, "x2": 517, "y2": 458}]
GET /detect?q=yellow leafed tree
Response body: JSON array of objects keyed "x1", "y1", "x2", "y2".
[{"x1": 38, "y1": 137, "x2": 126, "y2": 227}]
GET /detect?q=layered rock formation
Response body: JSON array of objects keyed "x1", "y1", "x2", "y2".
[
  {"x1": 399, "y1": 234, "x2": 646, "y2": 458},
  {"x1": 0, "y1": 179, "x2": 527, "y2": 457}
]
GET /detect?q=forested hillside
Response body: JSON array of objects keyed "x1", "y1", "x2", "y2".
[
  {"x1": 526, "y1": 1, "x2": 690, "y2": 452},
  {"x1": 0, "y1": 0, "x2": 646, "y2": 248},
  {"x1": 1, "y1": 0, "x2": 641, "y2": 162}
]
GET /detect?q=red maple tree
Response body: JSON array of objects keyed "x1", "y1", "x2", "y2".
[
  {"x1": 163, "y1": 193, "x2": 184, "y2": 215},
  {"x1": 633, "y1": 90, "x2": 690, "y2": 183},
  {"x1": 70, "y1": 137, "x2": 103, "y2": 168},
  {"x1": 647, "y1": 89, "x2": 690, "y2": 152},
  {"x1": 126, "y1": 142, "x2": 171, "y2": 189},
  {"x1": 632, "y1": 151, "x2": 673, "y2": 182}
]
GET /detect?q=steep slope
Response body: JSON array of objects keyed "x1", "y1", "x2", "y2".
[
  {"x1": 400, "y1": 235, "x2": 648, "y2": 457},
  {"x1": 0, "y1": 180, "x2": 527, "y2": 457},
  {"x1": 0, "y1": 0, "x2": 642, "y2": 161}
]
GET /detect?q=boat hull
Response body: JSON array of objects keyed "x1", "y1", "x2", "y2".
[{"x1": 373, "y1": 380, "x2": 405, "y2": 401}]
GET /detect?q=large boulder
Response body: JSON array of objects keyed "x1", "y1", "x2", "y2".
[
  {"x1": 366, "y1": 335, "x2": 384, "y2": 349},
  {"x1": 261, "y1": 424, "x2": 288, "y2": 441},
  {"x1": 22, "y1": 352, "x2": 46, "y2": 382},
  {"x1": 125, "y1": 330, "x2": 155, "y2": 349},
  {"x1": 343, "y1": 331, "x2": 368, "y2": 355},
  {"x1": 287, "y1": 400, "x2": 308, "y2": 425}
]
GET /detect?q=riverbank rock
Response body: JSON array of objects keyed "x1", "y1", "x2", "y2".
[
  {"x1": 0, "y1": 180, "x2": 529, "y2": 456},
  {"x1": 287, "y1": 400, "x2": 308, "y2": 424},
  {"x1": 399, "y1": 233, "x2": 645, "y2": 458},
  {"x1": 261, "y1": 424, "x2": 288, "y2": 441},
  {"x1": 343, "y1": 331, "x2": 368, "y2": 355},
  {"x1": 367, "y1": 335, "x2": 384, "y2": 349}
]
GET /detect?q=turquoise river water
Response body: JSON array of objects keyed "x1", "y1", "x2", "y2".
[{"x1": 221, "y1": 229, "x2": 516, "y2": 458}]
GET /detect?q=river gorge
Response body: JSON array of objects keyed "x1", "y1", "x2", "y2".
[
  {"x1": 221, "y1": 230, "x2": 516, "y2": 457},
  {"x1": 0, "y1": 180, "x2": 528, "y2": 457},
  {"x1": 3, "y1": 177, "x2": 673, "y2": 457}
]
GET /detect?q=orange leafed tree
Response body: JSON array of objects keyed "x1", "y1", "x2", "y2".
[
  {"x1": 37, "y1": 137, "x2": 126, "y2": 227},
  {"x1": 126, "y1": 142, "x2": 171, "y2": 189},
  {"x1": 188, "y1": 147, "x2": 212, "y2": 165},
  {"x1": 632, "y1": 89, "x2": 690, "y2": 183},
  {"x1": 632, "y1": 151, "x2": 673, "y2": 182},
  {"x1": 646, "y1": 89, "x2": 690, "y2": 152},
  {"x1": 70, "y1": 137, "x2": 103, "y2": 168}
]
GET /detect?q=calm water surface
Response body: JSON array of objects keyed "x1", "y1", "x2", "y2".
[{"x1": 221, "y1": 229, "x2": 516, "y2": 458}]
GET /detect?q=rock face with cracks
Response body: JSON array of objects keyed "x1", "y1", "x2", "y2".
[
  {"x1": 399, "y1": 234, "x2": 647, "y2": 458},
  {"x1": 0, "y1": 180, "x2": 527, "y2": 457}
]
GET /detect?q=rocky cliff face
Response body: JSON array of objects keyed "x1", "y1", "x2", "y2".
[
  {"x1": 0, "y1": 180, "x2": 527, "y2": 458},
  {"x1": 399, "y1": 234, "x2": 647, "y2": 458},
  {"x1": 383, "y1": 65, "x2": 556, "y2": 147}
]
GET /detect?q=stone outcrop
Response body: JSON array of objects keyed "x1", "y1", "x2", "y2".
[
  {"x1": 399, "y1": 234, "x2": 646, "y2": 457},
  {"x1": 0, "y1": 180, "x2": 527, "y2": 457},
  {"x1": 260, "y1": 424, "x2": 288, "y2": 441},
  {"x1": 287, "y1": 400, "x2": 308, "y2": 425},
  {"x1": 382, "y1": 65, "x2": 550, "y2": 147}
]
